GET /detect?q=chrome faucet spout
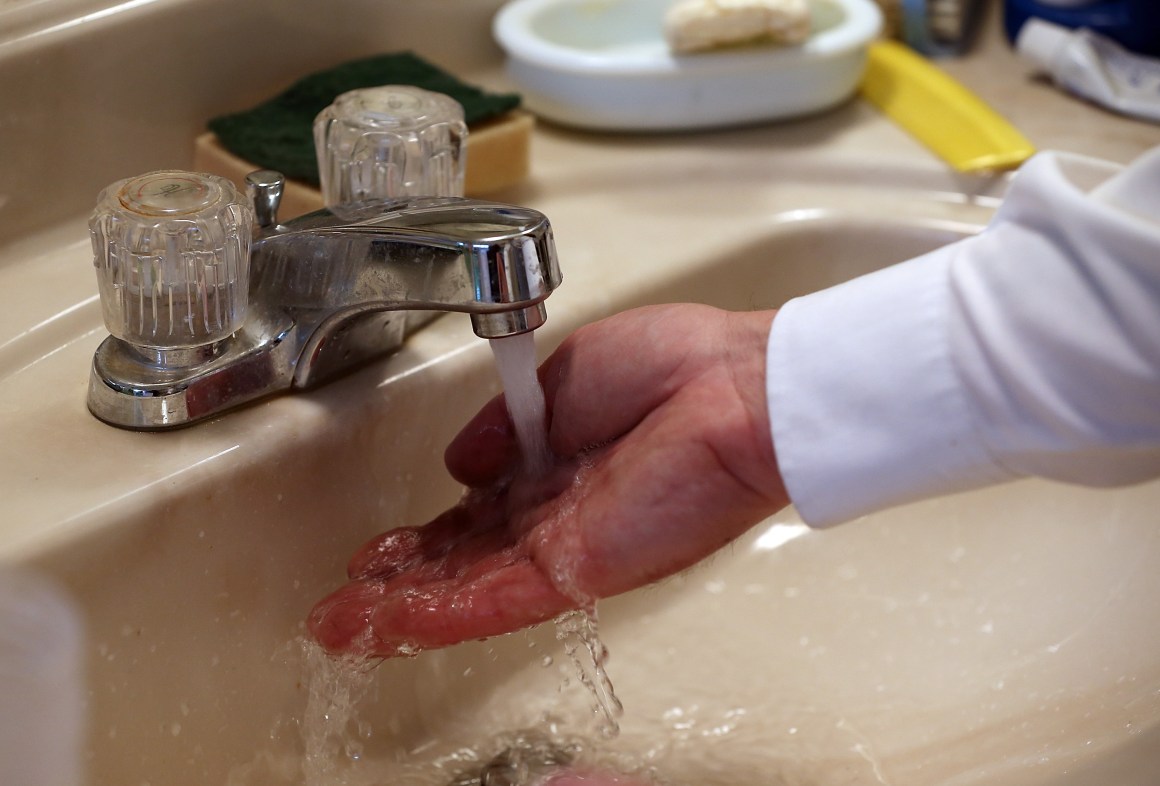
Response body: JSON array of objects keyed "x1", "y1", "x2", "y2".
[
  {"x1": 253, "y1": 197, "x2": 559, "y2": 334},
  {"x1": 86, "y1": 174, "x2": 562, "y2": 430}
]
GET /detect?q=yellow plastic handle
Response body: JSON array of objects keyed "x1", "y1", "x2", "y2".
[{"x1": 860, "y1": 40, "x2": 1036, "y2": 173}]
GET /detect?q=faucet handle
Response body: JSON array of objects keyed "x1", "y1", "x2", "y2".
[
  {"x1": 313, "y1": 86, "x2": 468, "y2": 205},
  {"x1": 89, "y1": 171, "x2": 254, "y2": 353}
]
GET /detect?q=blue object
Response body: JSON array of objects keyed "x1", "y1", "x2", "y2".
[{"x1": 1005, "y1": 0, "x2": 1160, "y2": 57}]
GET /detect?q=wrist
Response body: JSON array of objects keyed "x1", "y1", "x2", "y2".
[{"x1": 723, "y1": 308, "x2": 788, "y2": 507}]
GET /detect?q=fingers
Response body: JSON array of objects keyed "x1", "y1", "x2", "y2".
[
  {"x1": 308, "y1": 558, "x2": 576, "y2": 657},
  {"x1": 347, "y1": 488, "x2": 517, "y2": 582},
  {"x1": 445, "y1": 395, "x2": 521, "y2": 486},
  {"x1": 320, "y1": 473, "x2": 585, "y2": 657},
  {"x1": 346, "y1": 517, "x2": 457, "y2": 582}
]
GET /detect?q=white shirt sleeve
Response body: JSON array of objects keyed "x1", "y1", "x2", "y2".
[{"x1": 766, "y1": 148, "x2": 1160, "y2": 528}]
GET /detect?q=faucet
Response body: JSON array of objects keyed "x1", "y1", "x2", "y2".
[{"x1": 87, "y1": 170, "x2": 562, "y2": 430}]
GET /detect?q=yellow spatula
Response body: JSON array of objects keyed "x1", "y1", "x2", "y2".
[{"x1": 860, "y1": 40, "x2": 1036, "y2": 173}]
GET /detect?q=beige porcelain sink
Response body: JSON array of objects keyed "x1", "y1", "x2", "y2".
[
  {"x1": 2, "y1": 2, "x2": 1159, "y2": 785},
  {"x1": 4, "y1": 151, "x2": 1160, "y2": 785}
]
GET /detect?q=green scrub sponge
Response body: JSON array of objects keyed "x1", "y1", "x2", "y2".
[{"x1": 207, "y1": 52, "x2": 521, "y2": 187}]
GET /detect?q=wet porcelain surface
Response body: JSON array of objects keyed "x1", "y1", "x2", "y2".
[{"x1": 1, "y1": 1, "x2": 1158, "y2": 784}]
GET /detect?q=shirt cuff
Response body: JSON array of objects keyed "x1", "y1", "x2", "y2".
[{"x1": 765, "y1": 239, "x2": 1014, "y2": 527}]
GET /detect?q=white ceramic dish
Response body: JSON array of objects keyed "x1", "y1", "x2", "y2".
[{"x1": 492, "y1": 0, "x2": 883, "y2": 131}]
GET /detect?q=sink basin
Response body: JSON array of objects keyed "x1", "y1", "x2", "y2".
[{"x1": 4, "y1": 131, "x2": 1159, "y2": 785}]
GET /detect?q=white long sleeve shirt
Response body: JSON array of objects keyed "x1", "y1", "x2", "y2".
[{"x1": 766, "y1": 148, "x2": 1160, "y2": 527}]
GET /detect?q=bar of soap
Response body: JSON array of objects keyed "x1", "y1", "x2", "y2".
[
  {"x1": 664, "y1": 0, "x2": 812, "y2": 53},
  {"x1": 192, "y1": 110, "x2": 535, "y2": 221}
]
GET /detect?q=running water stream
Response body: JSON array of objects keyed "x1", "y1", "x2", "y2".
[
  {"x1": 488, "y1": 332, "x2": 553, "y2": 476},
  {"x1": 490, "y1": 332, "x2": 624, "y2": 738}
]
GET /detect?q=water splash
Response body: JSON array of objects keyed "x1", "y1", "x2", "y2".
[
  {"x1": 299, "y1": 638, "x2": 379, "y2": 786},
  {"x1": 555, "y1": 608, "x2": 624, "y2": 739}
]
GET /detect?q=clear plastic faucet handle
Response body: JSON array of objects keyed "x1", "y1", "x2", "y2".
[
  {"x1": 314, "y1": 85, "x2": 468, "y2": 205},
  {"x1": 89, "y1": 171, "x2": 254, "y2": 350}
]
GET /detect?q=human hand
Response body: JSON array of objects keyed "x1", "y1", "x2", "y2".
[{"x1": 309, "y1": 304, "x2": 788, "y2": 657}]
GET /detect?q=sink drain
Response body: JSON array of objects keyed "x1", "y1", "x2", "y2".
[{"x1": 447, "y1": 731, "x2": 577, "y2": 786}]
